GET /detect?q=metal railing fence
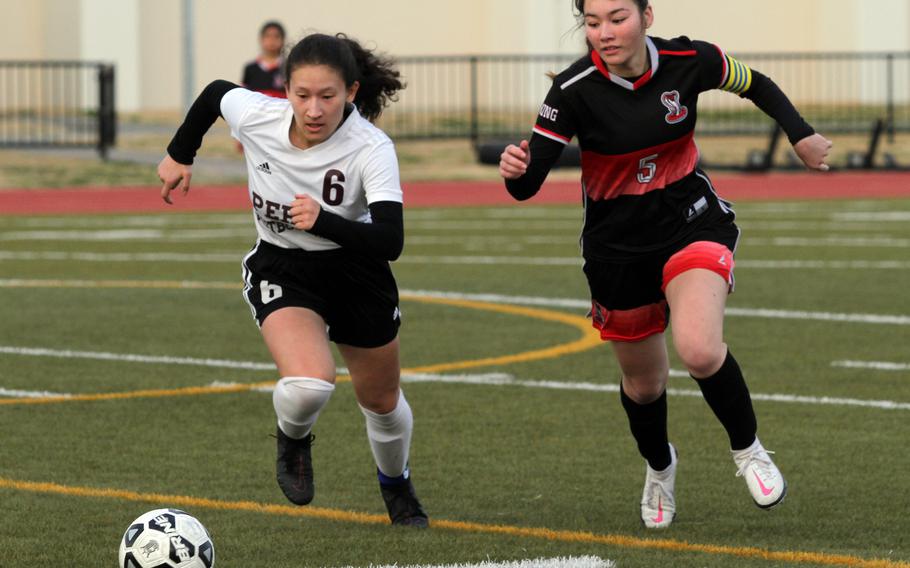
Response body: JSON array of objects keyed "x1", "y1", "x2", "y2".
[
  {"x1": 0, "y1": 61, "x2": 116, "y2": 159},
  {"x1": 377, "y1": 51, "x2": 910, "y2": 143}
]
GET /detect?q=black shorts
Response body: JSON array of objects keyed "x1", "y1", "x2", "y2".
[
  {"x1": 241, "y1": 240, "x2": 401, "y2": 348},
  {"x1": 583, "y1": 221, "x2": 740, "y2": 341}
]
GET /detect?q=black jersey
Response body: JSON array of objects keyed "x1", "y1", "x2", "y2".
[
  {"x1": 241, "y1": 58, "x2": 286, "y2": 98},
  {"x1": 515, "y1": 36, "x2": 813, "y2": 261}
]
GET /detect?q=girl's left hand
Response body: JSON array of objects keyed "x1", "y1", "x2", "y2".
[
  {"x1": 289, "y1": 194, "x2": 321, "y2": 230},
  {"x1": 794, "y1": 133, "x2": 833, "y2": 171}
]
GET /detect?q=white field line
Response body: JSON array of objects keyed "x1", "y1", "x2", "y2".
[
  {"x1": 832, "y1": 360, "x2": 910, "y2": 371},
  {"x1": 16, "y1": 215, "x2": 250, "y2": 229},
  {"x1": 0, "y1": 346, "x2": 277, "y2": 371},
  {"x1": 341, "y1": 558, "x2": 613, "y2": 568},
  {"x1": 0, "y1": 228, "x2": 253, "y2": 242},
  {"x1": 1, "y1": 280, "x2": 905, "y2": 326},
  {"x1": 3, "y1": 251, "x2": 910, "y2": 270},
  {"x1": 3, "y1": 346, "x2": 906, "y2": 410},
  {"x1": 832, "y1": 211, "x2": 910, "y2": 222},
  {"x1": 0, "y1": 251, "x2": 240, "y2": 263},
  {"x1": 406, "y1": 235, "x2": 568, "y2": 245},
  {"x1": 401, "y1": 255, "x2": 582, "y2": 266},
  {"x1": 400, "y1": 289, "x2": 910, "y2": 326},
  {"x1": 0, "y1": 280, "x2": 906, "y2": 325},
  {"x1": 749, "y1": 236, "x2": 910, "y2": 248},
  {"x1": 409, "y1": 220, "x2": 582, "y2": 231},
  {"x1": 0, "y1": 387, "x2": 71, "y2": 398},
  {"x1": 233, "y1": 370, "x2": 910, "y2": 411},
  {"x1": 739, "y1": 221, "x2": 906, "y2": 232}
]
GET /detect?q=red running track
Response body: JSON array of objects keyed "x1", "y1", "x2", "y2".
[{"x1": 0, "y1": 173, "x2": 908, "y2": 215}]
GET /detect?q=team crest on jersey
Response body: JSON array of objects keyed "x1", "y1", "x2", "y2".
[{"x1": 660, "y1": 90, "x2": 688, "y2": 124}]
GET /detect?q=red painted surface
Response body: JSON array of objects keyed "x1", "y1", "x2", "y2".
[{"x1": 0, "y1": 173, "x2": 907, "y2": 215}]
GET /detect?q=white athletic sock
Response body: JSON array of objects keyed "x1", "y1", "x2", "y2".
[
  {"x1": 272, "y1": 377, "x2": 335, "y2": 439},
  {"x1": 360, "y1": 390, "x2": 413, "y2": 479}
]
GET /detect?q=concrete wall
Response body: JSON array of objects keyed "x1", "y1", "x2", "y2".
[{"x1": 0, "y1": 0, "x2": 908, "y2": 111}]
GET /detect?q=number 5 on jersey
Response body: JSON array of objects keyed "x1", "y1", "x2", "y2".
[{"x1": 637, "y1": 153, "x2": 659, "y2": 183}]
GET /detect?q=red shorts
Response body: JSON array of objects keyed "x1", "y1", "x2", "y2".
[{"x1": 587, "y1": 240, "x2": 735, "y2": 342}]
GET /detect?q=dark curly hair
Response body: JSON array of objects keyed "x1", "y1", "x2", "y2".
[{"x1": 284, "y1": 33, "x2": 404, "y2": 122}]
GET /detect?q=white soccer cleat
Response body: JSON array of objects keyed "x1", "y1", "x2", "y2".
[
  {"x1": 732, "y1": 438, "x2": 787, "y2": 509},
  {"x1": 640, "y1": 443, "x2": 678, "y2": 529}
]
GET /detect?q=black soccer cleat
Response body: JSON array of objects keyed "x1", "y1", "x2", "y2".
[
  {"x1": 380, "y1": 475, "x2": 429, "y2": 528},
  {"x1": 275, "y1": 427, "x2": 315, "y2": 506}
]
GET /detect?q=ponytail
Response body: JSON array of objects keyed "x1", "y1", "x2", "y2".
[{"x1": 285, "y1": 33, "x2": 404, "y2": 122}]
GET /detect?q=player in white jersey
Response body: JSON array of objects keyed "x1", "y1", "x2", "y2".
[{"x1": 157, "y1": 33, "x2": 427, "y2": 527}]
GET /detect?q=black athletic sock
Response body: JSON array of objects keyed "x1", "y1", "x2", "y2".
[
  {"x1": 693, "y1": 349, "x2": 758, "y2": 451},
  {"x1": 619, "y1": 385, "x2": 671, "y2": 471}
]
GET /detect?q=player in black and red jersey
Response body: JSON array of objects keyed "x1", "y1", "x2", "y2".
[
  {"x1": 499, "y1": 0, "x2": 831, "y2": 529},
  {"x1": 241, "y1": 21, "x2": 287, "y2": 99}
]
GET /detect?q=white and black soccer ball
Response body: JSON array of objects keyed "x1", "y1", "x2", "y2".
[{"x1": 118, "y1": 509, "x2": 214, "y2": 568}]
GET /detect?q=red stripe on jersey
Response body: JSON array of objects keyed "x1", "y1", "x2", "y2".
[
  {"x1": 658, "y1": 50, "x2": 697, "y2": 56},
  {"x1": 591, "y1": 49, "x2": 611, "y2": 80},
  {"x1": 581, "y1": 131, "x2": 698, "y2": 201},
  {"x1": 590, "y1": 49, "x2": 654, "y2": 90},
  {"x1": 257, "y1": 89, "x2": 287, "y2": 99},
  {"x1": 532, "y1": 125, "x2": 571, "y2": 144},
  {"x1": 632, "y1": 68, "x2": 653, "y2": 90},
  {"x1": 713, "y1": 44, "x2": 729, "y2": 88}
]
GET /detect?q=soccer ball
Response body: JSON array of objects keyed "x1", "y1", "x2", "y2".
[{"x1": 118, "y1": 509, "x2": 215, "y2": 568}]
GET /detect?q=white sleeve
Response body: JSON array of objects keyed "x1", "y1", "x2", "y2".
[
  {"x1": 361, "y1": 140, "x2": 404, "y2": 205},
  {"x1": 219, "y1": 88, "x2": 265, "y2": 140}
]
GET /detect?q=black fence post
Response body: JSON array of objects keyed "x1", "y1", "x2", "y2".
[
  {"x1": 469, "y1": 56, "x2": 479, "y2": 146},
  {"x1": 886, "y1": 53, "x2": 895, "y2": 143},
  {"x1": 98, "y1": 63, "x2": 116, "y2": 160}
]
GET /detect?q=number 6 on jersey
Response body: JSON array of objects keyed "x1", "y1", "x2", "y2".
[{"x1": 323, "y1": 169, "x2": 345, "y2": 206}]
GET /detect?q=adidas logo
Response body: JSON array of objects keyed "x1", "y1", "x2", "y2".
[{"x1": 256, "y1": 162, "x2": 272, "y2": 174}]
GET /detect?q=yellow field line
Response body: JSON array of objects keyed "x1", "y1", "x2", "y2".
[
  {"x1": 0, "y1": 280, "x2": 601, "y2": 406},
  {"x1": 0, "y1": 476, "x2": 904, "y2": 568}
]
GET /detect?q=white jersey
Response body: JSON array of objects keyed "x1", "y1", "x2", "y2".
[{"x1": 220, "y1": 88, "x2": 403, "y2": 250}]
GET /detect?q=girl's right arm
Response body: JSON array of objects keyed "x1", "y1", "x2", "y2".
[
  {"x1": 158, "y1": 80, "x2": 242, "y2": 203},
  {"x1": 500, "y1": 80, "x2": 575, "y2": 201},
  {"x1": 500, "y1": 135, "x2": 566, "y2": 201}
]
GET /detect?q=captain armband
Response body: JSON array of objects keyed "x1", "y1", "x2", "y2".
[{"x1": 719, "y1": 55, "x2": 753, "y2": 95}]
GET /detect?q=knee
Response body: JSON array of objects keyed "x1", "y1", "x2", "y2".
[
  {"x1": 357, "y1": 386, "x2": 400, "y2": 414},
  {"x1": 621, "y1": 373, "x2": 667, "y2": 403},
  {"x1": 273, "y1": 377, "x2": 335, "y2": 417},
  {"x1": 676, "y1": 339, "x2": 726, "y2": 378}
]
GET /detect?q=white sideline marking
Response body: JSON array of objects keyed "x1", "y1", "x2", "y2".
[
  {"x1": 342, "y1": 557, "x2": 614, "y2": 568},
  {"x1": 407, "y1": 220, "x2": 580, "y2": 231},
  {"x1": 0, "y1": 346, "x2": 277, "y2": 371},
  {"x1": 749, "y1": 236, "x2": 910, "y2": 248},
  {"x1": 833, "y1": 211, "x2": 910, "y2": 222},
  {"x1": 227, "y1": 371, "x2": 910, "y2": 411},
  {"x1": 736, "y1": 259, "x2": 910, "y2": 270},
  {"x1": 0, "y1": 387, "x2": 71, "y2": 398},
  {"x1": 0, "y1": 251, "x2": 239, "y2": 263},
  {"x1": 401, "y1": 255, "x2": 582, "y2": 266},
  {"x1": 832, "y1": 360, "x2": 910, "y2": 371},
  {"x1": 400, "y1": 289, "x2": 910, "y2": 326},
  {"x1": 17, "y1": 215, "x2": 250, "y2": 228},
  {"x1": 413, "y1": 374, "x2": 910, "y2": 410},
  {"x1": 0, "y1": 228, "x2": 252, "y2": 242},
  {"x1": 4, "y1": 251, "x2": 909, "y2": 271},
  {"x1": 0, "y1": 280, "x2": 907, "y2": 325},
  {"x1": 3, "y1": 346, "x2": 906, "y2": 410}
]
